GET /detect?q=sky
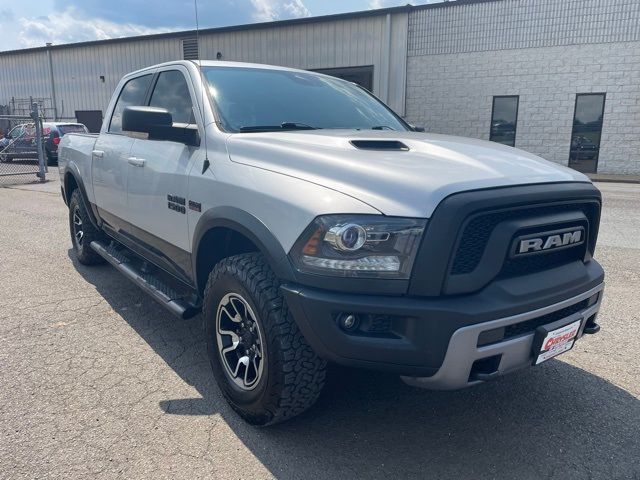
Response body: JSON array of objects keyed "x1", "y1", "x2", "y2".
[{"x1": 0, "y1": 0, "x2": 442, "y2": 52}]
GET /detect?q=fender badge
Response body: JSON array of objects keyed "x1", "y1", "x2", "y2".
[{"x1": 188, "y1": 200, "x2": 202, "y2": 212}]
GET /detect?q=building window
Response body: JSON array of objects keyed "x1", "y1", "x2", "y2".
[
  {"x1": 569, "y1": 93, "x2": 606, "y2": 174},
  {"x1": 490, "y1": 96, "x2": 519, "y2": 147},
  {"x1": 310, "y1": 66, "x2": 374, "y2": 92}
]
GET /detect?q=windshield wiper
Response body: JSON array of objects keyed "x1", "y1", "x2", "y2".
[
  {"x1": 239, "y1": 122, "x2": 319, "y2": 133},
  {"x1": 371, "y1": 125, "x2": 395, "y2": 130}
]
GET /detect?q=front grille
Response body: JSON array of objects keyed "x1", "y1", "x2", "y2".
[
  {"x1": 477, "y1": 299, "x2": 589, "y2": 347},
  {"x1": 450, "y1": 203, "x2": 598, "y2": 276},
  {"x1": 407, "y1": 184, "x2": 602, "y2": 298},
  {"x1": 499, "y1": 245, "x2": 585, "y2": 278}
]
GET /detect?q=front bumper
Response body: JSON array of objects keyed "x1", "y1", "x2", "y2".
[
  {"x1": 401, "y1": 283, "x2": 603, "y2": 389},
  {"x1": 282, "y1": 260, "x2": 604, "y2": 389}
]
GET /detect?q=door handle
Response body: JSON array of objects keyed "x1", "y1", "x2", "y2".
[
  {"x1": 92, "y1": 150, "x2": 104, "y2": 158},
  {"x1": 127, "y1": 157, "x2": 146, "y2": 167}
]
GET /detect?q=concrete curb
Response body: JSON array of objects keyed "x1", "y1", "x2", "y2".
[{"x1": 587, "y1": 175, "x2": 640, "y2": 184}]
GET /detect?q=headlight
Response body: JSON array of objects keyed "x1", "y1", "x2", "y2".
[{"x1": 290, "y1": 215, "x2": 426, "y2": 278}]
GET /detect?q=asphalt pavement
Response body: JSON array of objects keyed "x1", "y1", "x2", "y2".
[{"x1": 0, "y1": 173, "x2": 638, "y2": 479}]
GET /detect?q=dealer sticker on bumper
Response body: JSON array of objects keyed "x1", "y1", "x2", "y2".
[{"x1": 534, "y1": 319, "x2": 582, "y2": 365}]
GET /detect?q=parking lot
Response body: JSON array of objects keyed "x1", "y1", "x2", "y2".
[{"x1": 1, "y1": 173, "x2": 638, "y2": 480}]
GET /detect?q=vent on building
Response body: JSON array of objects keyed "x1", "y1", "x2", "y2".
[{"x1": 182, "y1": 37, "x2": 199, "y2": 60}]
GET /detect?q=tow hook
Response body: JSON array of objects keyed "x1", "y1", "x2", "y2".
[
  {"x1": 583, "y1": 314, "x2": 601, "y2": 335},
  {"x1": 583, "y1": 322, "x2": 601, "y2": 334}
]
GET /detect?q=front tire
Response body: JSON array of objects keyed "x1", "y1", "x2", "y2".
[
  {"x1": 203, "y1": 253, "x2": 326, "y2": 426},
  {"x1": 68, "y1": 189, "x2": 106, "y2": 265}
]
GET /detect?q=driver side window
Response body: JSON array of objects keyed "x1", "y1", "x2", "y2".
[{"x1": 148, "y1": 70, "x2": 195, "y2": 124}]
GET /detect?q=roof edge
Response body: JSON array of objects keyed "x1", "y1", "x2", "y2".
[{"x1": 0, "y1": 0, "x2": 505, "y2": 56}]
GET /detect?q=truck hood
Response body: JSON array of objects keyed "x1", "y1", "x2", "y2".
[{"x1": 226, "y1": 130, "x2": 589, "y2": 218}]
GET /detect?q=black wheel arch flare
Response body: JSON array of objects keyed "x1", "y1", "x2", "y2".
[
  {"x1": 191, "y1": 206, "x2": 297, "y2": 294},
  {"x1": 62, "y1": 165, "x2": 101, "y2": 230}
]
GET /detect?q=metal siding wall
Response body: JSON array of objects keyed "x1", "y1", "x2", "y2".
[
  {"x1": 196, "y1": 17, "x2": 386, "y2": 70},
  {"x1": 195, "y1": 15, "x2": 408, "y2": 111},
  {"x1": 0, "y1": 13, "x2": 408, "y2": 119},
  {"x1": 0, "y1": 50, "x2": 50, "y2": 105},
  {"x1": 389, "y1": 13, "x2": 409, "y2": 116},
  {"x1": 0, "y1": 38, "x2": 181, "y2": 120}
]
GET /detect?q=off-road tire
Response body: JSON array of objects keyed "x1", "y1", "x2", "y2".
[
  {"x1": 203, "y1": 253, "x2": 326, "y2": 426},
  {"x1": 69, "y1": 189, "x2": 106, "y2": 265}
]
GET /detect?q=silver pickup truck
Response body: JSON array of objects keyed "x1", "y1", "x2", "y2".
[{"x1": 59, "y1": 60, "x2": 604, "y2": 425}]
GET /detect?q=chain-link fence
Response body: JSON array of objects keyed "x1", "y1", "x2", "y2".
[{"x1": 0, "y1": 103, "x2": 46, "y2": 186}]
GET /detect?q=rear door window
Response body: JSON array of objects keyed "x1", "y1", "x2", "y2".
[{"x1": 109, "y1": 74, "x2": 153, "y2": 133}]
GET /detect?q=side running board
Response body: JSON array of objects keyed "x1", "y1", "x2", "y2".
[{"x1": 90, "y1": 240, "x2": 201, "y2": 320}]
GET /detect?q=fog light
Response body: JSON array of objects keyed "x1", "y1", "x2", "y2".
[{"x1": 338, "y1": 313, "x2": 359, "y2": 331}]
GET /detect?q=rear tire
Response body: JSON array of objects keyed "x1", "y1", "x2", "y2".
[
  {"x1": 203, "y1": 253, "x2": 326, "y2": 426},
  {"x1": 69, "y1": 189, "x2": 106, "y2": 265}
]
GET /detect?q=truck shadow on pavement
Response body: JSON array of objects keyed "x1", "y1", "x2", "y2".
[{"x1": 71, "y1": 251, "x2": 640, "y2": 480}]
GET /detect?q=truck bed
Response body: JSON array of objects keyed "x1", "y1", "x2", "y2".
[{"x1": 58, "y1": 133, "x2": 99, "y2": 203}]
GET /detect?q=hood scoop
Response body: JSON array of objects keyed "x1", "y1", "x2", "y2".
[{"x1": 350, "y1": 139, "x2": 409, "y2": 151}]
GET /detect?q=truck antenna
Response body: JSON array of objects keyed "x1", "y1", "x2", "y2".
[{"x1": 194, "y1": 0, "x2": 210, "y2": 174}]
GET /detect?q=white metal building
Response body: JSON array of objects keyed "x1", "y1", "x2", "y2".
[{"x1": 1, "y1": 0, "x2": 638, "y2": 174}]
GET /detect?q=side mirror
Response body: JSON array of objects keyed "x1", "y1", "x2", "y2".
[
  {"x1": 409, "y1": 124, "x2": 426, "y2": 133},
  {"x1": 122, "y1": 106, "x2": 200, "y2": 147}
]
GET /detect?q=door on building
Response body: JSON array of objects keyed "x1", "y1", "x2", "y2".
[
  {"x1": 311, "y1": 66, "x2": 374, "y2": 92},
  {"x1": 75, "y1": 110, "x2": 103, "y2": 133},
  {"x1": 568, "y1": 93, "x2": 606, "y2": 174}
]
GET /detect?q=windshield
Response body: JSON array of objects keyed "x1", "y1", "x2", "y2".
[{"x1": 203, "y1": 67, "x2": 408, "y2": 133}]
